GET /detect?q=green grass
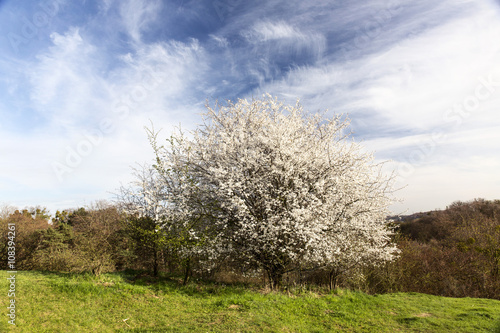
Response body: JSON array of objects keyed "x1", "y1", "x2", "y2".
[{"x1": 1, "y1": 270, "x2": 500, "y2": 332}]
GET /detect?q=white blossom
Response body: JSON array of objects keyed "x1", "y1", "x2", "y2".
[{"x1": 145, "y1": 94, "x2": 399, "y2": 288}]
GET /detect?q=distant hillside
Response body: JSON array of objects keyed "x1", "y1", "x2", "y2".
[
  {"x1": 393, "y1": 198, "x2": 500, "y2": 242},
  {"x1": 384, "y1": 198, "x2": 500, "y2": 299}
]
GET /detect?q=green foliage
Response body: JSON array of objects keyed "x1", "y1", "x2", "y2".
[
  {"x1": 28, "y1": 222, "x2": 87, "y2": 272},
  {"x1": 1, "y1": 202, "x2": 133, "y2": 275},
  {"x1": 51, "y1": 209, "x2": 70, "y2": 224},
  {"x1": 125, "y1": 215, "x2": 170, "y2": 276},
  {"x1": 26, "y1": 206, "x2": 51, "y2": 220}
]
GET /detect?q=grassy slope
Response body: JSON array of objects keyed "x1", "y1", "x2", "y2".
[{"x1": 1, "y1": 271, "x2": 499, "y2": 332}]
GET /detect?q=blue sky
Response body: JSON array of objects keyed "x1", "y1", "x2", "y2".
[{"x1": 1, "y1": 0, "x2": 499, "y2": 215}]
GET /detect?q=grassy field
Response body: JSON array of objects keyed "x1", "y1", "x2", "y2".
[{"x1": 1, "y1": 270, "x2": 499, "y2": 332}]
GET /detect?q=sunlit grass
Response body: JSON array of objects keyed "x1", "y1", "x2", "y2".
[{"x1": 1, "y1": 270, "x2": 499, "y2": 332}]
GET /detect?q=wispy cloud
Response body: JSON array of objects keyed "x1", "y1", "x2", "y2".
[
  {"x1": 118, "y1": 0, "x2": 162, "y2": 43},
  {"x1": 29, "y1": 28, "x2": 108, "y2": 130},
  {"x1": 243, "y1": 20, "x2": 325, "y2": 54},
  {"x1": 256, "y1": 0, "x2": 500, "y2": 134},
  {"x1": 1, "y1": 0, "x2": 499, "y2": 214}
]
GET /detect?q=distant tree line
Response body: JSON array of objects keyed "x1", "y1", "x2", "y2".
[
  {"x1": 0, "y1": 202, "x2": 176, "y2": 277},
  {"x1": 1, "y1": 199, "x2": 499, "y2": 299},
  {"x1": 377, "y1": 198, "x2": 500, "y2": 299}
]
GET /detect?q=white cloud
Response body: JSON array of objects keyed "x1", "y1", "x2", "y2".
[
  {"x1": 242, "y1": 21, "x2": 326, "y2": 60},
  {"x1": 119, "y1": 0, "x2": 162, "y2": 43},
  {"x1": 28, "y1": 26, "x2": 208, "y2": 131},
  {"x1": 29, "y1": 28, "x2": 109, "y2": 130},
  {"x1": 209, "y1": 34, "x2": 229, "y2": 48},
  {"x1": 245, "y1": 21, "x2": 308, "y2": 41}
]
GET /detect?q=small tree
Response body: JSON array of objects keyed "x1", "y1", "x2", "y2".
[
  {"x1": 117, "y1": 165, "x2": 170, "y2": 276},
  {"x1": 29, "y1": 222, "x2": 76, "y2": 272},
  {"x1": 69, "y1": 202, "x2": 127, "y2": 275},
  {"x1": 126, "y1": 215, "x2": 167, "y2": 277},
  {"x1": 117, "y1": 163, "x2": 206, "y2": 281},
  {"x1": 149, "y1": 94, "x2": 398, "y2": 289}
]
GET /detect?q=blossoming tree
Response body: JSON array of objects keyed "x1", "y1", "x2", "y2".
[{"x1": 148, "y1": 94, "x2": 398, "y2": 289}]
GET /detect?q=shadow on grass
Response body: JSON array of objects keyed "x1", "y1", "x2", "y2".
[
  {"x1": 120, "y1": 329, "x2": 172, "y2": 332},
  {"x1": 31, "y1": 269, "x2": 252, "y2": 298},
  {"x1": 117, "y1": 269, "x2": 254, "y2": 298},
  {"x1": 397, "y1": 317, "x2": 422, "y2": 324},
  {"x1": 28, "y1": 270, "x2": 105, "y2": 285}
]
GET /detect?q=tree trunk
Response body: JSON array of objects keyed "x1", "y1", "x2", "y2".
[
  {"x1": 329, "y1": 269, "x2": 340, "y2": 291},
  {"x1": 266, "y1": 265, "x2": 284, "y2": 290},
  {"x1": 183, "y1": 258, "x2": 191, "y2": 285},
  {"x1": 153, "y1": 249, "x2": 159, "y2": 277}
]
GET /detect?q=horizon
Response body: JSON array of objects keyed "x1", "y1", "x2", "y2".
[
  {"x1": 5, "y1": 198, "x2": 498, "y2": 221},
  {"x1": 1, "y1": 0, "x2": 499, "y2": 215}
]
